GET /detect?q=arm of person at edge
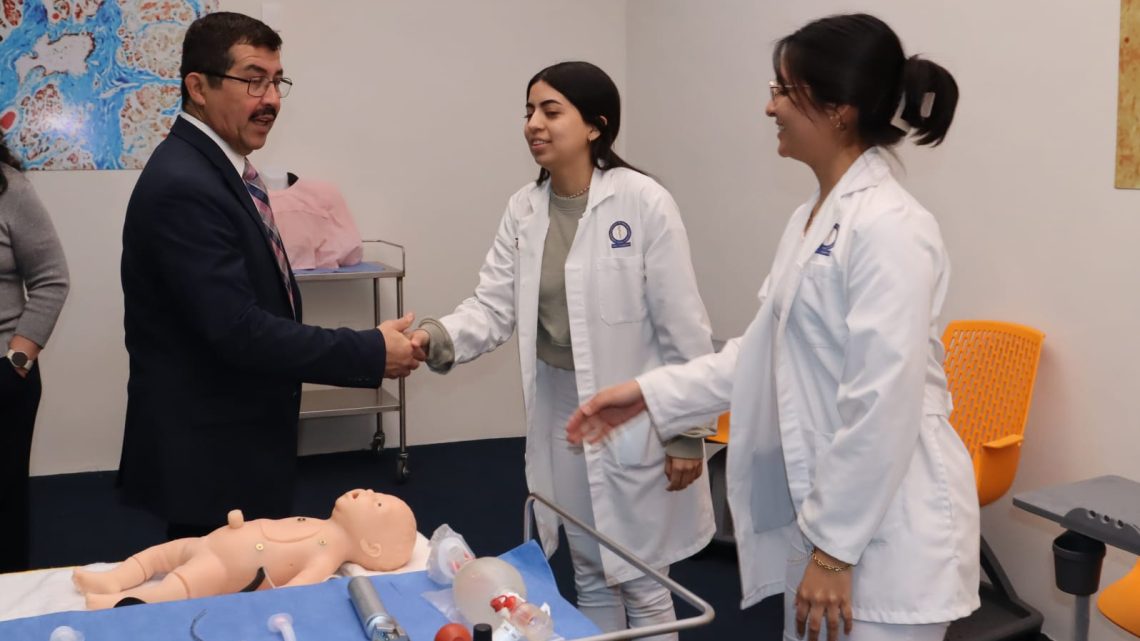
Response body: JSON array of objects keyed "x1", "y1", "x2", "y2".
[
  {"x1": 7, "y1": 174, "x2": 69, "y2": 377},
  {"x1": 795, "y1": 208, "x2": 939, "y2": 641},
  {"x1": 7, "y1": 334, "x2": 40, "y2": 377},
  {"x1": 135, "y1": 186, "x2": 417, "y2": 384}
]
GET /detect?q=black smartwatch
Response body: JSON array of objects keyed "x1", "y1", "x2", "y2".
[{"x1": 6, "y1": 349, "x2": 32, "y2": 370}]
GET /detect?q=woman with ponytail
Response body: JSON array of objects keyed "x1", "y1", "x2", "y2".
[
  {"x1": 568, "y1": 14, "x2": 979, "y2": 641},
  {"x1": 411, "y1": 62, "x2": 715, "y2": 638}
]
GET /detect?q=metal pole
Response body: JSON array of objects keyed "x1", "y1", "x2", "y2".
[
  {"x1": 1073, "y1": 595, "x2": 1090, "y2": 641},
  {"x1": 365, "y1": 240, "x2": 409, "y2": 477},
  {"x1": 373, "y1": 277, "x2": 383, "y2": 447},
  {"x1": 396, "y1": 275, "x2": 405, "y2": 460},
  {"x1": 523, "y1": 493, "x2": 715, "y2": 640}
]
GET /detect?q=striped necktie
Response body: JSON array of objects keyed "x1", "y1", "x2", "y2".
[{"x1": 242, "y1": 159, "x2": 295, "y2": 313}]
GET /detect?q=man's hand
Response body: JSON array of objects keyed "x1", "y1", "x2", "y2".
[
  {"x1": 378, "y1": 313, "x2": 420, "y2": 378},
  {"x1": 664, "y1": 455, "x2": 703, "y2": 491},
  {"x1": 566, "y1": 380, "x2": 646, "y2": 445},
  {"x1": 408, "y1": 328, "x2": 430, "y2": 362}
]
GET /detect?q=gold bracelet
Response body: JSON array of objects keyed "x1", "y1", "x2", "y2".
[{"x1": 811, "y1": 551, "x2": 852, "y2": 572}]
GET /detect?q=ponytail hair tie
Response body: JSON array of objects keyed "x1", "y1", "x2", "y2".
[
  {"x1": 919, "y1": 91, "x2": 936, "y2": 118},
  {"x1": 890, "y1": 91, "x2": 937, "y2": 133},
  {"x1": 890, "y1": 94, "x2": 910, "y2": 133}
]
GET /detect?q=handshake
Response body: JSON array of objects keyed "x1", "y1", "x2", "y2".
[{"x1": 376, "y1": 313, "x2": 433, "y2": 378}]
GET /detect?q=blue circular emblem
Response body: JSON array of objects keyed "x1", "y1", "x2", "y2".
[{"x1": 609, "y1": 221, "x2": 632, "y2": 248}]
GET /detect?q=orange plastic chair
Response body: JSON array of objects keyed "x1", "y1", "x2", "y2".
[
  {"x1": 1099, "y1": 561, "x2": 1140, "y2": 636},
  {"x1": 708, "y1": 412, "x2": 730, "y2": 445},
  {"x1": 942, "y1": 320, "x2": 1046, "y2": 639},
  {"x1": 941, "y1": 320, "x2": 1045, "y2": 507}
]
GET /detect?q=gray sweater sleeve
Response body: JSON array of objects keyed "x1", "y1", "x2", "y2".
[
  {"x1": 2, "y1": 170, "x2": 69, "y2": 347},
  {"x1": 418, "y1": 318, "x2": 456, "y2": 373}
]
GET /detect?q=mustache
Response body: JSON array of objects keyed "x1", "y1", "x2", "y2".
[{"x1": 251, "y1": 106, "x2": 277, "y2": 120}]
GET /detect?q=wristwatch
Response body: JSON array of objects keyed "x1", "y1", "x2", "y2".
[{"x1": 6, "y1": 349, "x2": 33, "y2": 370}]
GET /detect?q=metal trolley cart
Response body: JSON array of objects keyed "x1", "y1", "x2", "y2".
[
  {"x1": 524, "y1": 493, "x2": 715, "y2": 640},
  {"x1": 294, "y1": 240, "x2": 411, "y2": 482}
]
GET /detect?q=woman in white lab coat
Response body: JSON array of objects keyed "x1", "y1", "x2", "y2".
[
  {"x1": 410, "y1": 61, "x2": 715, "y2": 637},
  {"x1": 568, "y1": 14, "x2": 980, "y2": 641}
]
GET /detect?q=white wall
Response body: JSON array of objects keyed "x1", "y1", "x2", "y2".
[
  {"x1": 625, "y1": 1, "x2": 1137, "y2": 639},
  {"x1": 26, "y1": 0, "x2": 627, "y2": 473}
]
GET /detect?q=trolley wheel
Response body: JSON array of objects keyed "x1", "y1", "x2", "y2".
[
  {"x1": 371, "y1": 431, "x2": 386, "y2": 454},
  {"x1": 396, "y1": 457, "x2": 411, "y2": 483}
]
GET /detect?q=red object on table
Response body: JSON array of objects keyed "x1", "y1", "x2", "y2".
[{"x1": 435, "y1": 622, "x2": 473, "y2": 641}]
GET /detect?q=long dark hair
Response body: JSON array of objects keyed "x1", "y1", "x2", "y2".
[
  {"x1": 526, "y1": 61, "x2": 644, "y2": 184},
  {"x1": 774, "y1": 13, "x2": 958, "y2": 147},
  {"x1": 0, "y1": 132, "x2": 23, "y2": 196}
]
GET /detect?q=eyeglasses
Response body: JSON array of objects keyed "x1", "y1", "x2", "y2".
[
  {"x1": 204, "y1": 72, "x2": 293, "y2": 98},
  {"x1": 768, "y1": 80, "x2": 806, "y2": 99}
]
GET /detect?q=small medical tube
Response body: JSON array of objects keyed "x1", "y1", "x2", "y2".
[{"x1": 267, "y1": 613, "x2": 297, "y2": 641}]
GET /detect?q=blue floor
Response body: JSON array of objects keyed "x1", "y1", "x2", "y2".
[{"x1": 28, "y1": 437, "x2": 781, "y2": 639}]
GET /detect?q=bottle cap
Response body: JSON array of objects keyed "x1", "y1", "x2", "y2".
[{"x1": 472, "y1": 623, "x2": 493, "y2": 641}]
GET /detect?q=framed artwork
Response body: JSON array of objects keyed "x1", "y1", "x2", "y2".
[
  {"x1": 0, "y1": 0, "x2": 218, "y2": 170},
  {"x1": 1118, "y1": 0, "x2": 1140, "y2": 187}
]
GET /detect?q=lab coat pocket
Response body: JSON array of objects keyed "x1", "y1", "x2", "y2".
[
  {"x1": 868, "y1": 415, "x2": 954, "y2": 549},
  {"x1": 750, "y1": 447, "x2": 798, "y2": 534},
  {"x1": 595, "y1": 256, "x2": 648, "y2": 324},
  {"x1": 789, "y1": 260, "x2": 844, "y2": 348},
  {"x1": 612, "y1": 413, "x2": 664, "y2": 467}
]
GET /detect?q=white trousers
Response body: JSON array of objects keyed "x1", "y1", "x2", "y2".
[
  {"x1": 783, "y1": 529, "x2": 950, "y2": 641},
  {"x1": 540, "y1": 361, "x2": 678, "y2": 640}
]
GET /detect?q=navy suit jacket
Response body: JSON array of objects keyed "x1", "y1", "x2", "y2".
[{"x1": 119, "y1": 116, "x2": 386, "y2": 525}]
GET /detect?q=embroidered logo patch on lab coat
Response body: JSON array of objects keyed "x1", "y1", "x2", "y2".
[
  {"x1": 609, "y1": 221, "x2": 632, "y2": 248},
  {"x1": 815, "y1": 224, "x2": 839, "y2": 256}
]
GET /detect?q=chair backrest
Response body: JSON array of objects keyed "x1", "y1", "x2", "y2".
[
  {"x1": 941, "y1": 321, "x2": 1044, "y2": 500},
  {"x1": 707, "y1": 412, "x2": 730, "y2": 445}
]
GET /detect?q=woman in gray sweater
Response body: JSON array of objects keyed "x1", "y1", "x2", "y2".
[{"x1": 0, "y1": 133, "x2": 69, "y2": 572}]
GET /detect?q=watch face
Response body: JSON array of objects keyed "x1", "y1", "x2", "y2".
[{"x1": 9, "y1": 352, "x2": 29, "y2": 368}]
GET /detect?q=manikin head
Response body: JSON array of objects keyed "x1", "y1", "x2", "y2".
[{"x1": 331, "y1": 489, "x2": 417, "y2": 571}]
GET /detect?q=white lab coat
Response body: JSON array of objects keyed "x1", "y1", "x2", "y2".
[
  {"x1": 439, "y1": 167, "x2": 715, "y2": 584},
  {"x1": 638, "y1": 148, "x2": 980, "y2": 623}
]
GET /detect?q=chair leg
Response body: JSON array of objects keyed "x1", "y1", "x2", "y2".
[
  {"x1": 981, "y1": 535, "x2": 1021, "y2": 600},
  {"x1": 946, "y1": 536, "x2": 1043, "y2": 641},
  {"x1": 707, "y1": 447, "x2": 734, "y2": 545}
]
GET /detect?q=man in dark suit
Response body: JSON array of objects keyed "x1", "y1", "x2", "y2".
[{"x1": 120, "y1": 12, "x2": 419, "y2": 540}]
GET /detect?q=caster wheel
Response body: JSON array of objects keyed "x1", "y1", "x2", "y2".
[
  {"x1": 371, "y1": 432, "x2": 386, "y2": 454},
  {"x1": 396, "y1": 458, "x2": 411, "y2": 483}
]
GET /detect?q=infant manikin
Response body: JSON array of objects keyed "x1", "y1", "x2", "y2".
[{"x1": 72, "y1": 489, "x2": 415, "y2": 610}]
